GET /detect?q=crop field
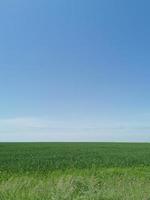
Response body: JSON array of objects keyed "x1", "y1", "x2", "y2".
[{"x1": 0, "y1": 143, "x2": 150, "y2": 199}]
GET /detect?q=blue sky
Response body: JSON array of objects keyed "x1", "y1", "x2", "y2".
[{"x1": 0, "y1": 0, "x2": 150, "y2": 141}]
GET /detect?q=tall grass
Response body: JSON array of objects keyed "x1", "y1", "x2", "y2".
[{"x1": 0, "y1": 168, "x2": 150, "y2": 200}]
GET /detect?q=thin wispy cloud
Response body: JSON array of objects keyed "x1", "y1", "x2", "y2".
[
  {"x1": 0, "y1": 116, "x2": 150, "y2": 142},
  {"x1": 0, "y1": 117, "x2": 150, "y2": 132},
  {"x1": 0, "y1": 117, "x2": 63, "y2": 130}
]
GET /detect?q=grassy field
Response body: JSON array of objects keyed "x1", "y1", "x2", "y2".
[{"x1": 0, "y1": 143, "x2": 150, "y2": 199}]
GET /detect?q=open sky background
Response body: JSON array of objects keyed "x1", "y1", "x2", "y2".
[{"x1": 0, "y1": 0, "x2": 150, "y2": 142}]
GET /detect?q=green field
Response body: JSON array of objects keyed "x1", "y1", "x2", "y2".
[{"x1": 0, "y1": 143, "x2": 150, "y2": 199}]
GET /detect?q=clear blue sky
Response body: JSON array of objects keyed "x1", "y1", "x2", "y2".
[{"x1": 0, "y1": 0, "x2": 150, "y2": 142}]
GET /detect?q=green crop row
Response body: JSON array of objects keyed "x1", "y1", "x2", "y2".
[{"x1": 0, "y1": 142, "x2": 150, "y2": 173}]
